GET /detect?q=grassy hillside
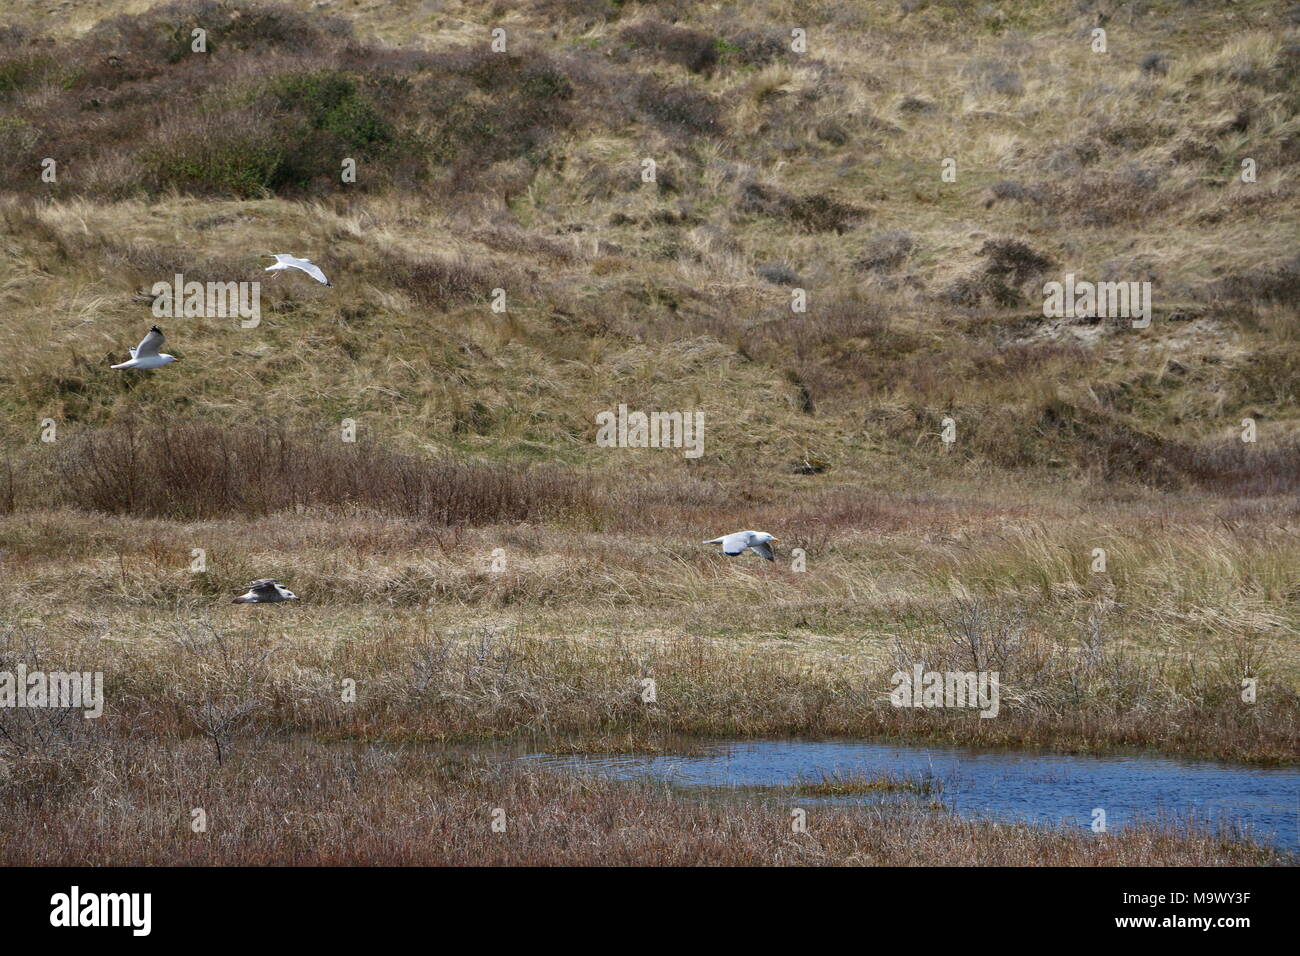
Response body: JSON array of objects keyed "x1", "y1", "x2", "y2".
[{"x1": 1, "y1": 0, "x2": 1296, "y2": 479}]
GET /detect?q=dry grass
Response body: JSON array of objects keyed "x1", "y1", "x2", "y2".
[
  {"x1": 0, "y1": 740, "x2": 1284, "y2": 866},
  {"x1": 789, "y1": 770, "x2": 942, "y2": 796},
  {"x1": 1, "y1": 510, "x2": 1295, "y2": 764},
  {"x1": 0, "y1": 0, "x2": 1297, "y2": 865}
]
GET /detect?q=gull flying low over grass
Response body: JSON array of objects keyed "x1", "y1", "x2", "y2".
[
  {"x1": 704, "y1": 530, "x2": 778, "y2": 562},
  {"x1": 232, "y1": 579, "x2": 299, "y2": 604},
  {"x1": 265, "y1": 254, "x2": 332, "y2": 286},
  {"x1": 111, "y1": 325, "x2": 177, "y2": 370}
]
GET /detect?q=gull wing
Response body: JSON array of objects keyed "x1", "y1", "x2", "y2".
[
  {"x1": 248, "y1": 578, "x2": 279, "y2": 593},
  {"x1": 292, "y1": 259, "x2": 331, "y2": 286},
  {"x1": 134, "y1": 326, "x2": 165, "y2": 359},
  {"x1": 751, "y1": 541, "x2": 775, "y2": 561},
  {"x1": 720, "y1": 531, "x2": 751, "y2": 556}
]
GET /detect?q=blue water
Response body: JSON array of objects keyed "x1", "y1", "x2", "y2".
[{"x1": 525, "y1": 738, "x2": 1300, "y2": 853}]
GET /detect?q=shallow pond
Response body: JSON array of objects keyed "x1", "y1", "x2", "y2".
[{"x1": 522, "y1": 737, "x2": 1300, "y2": 853}]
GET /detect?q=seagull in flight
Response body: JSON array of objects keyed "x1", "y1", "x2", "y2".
[
  {"x1": 704, "y1": 530, "x2": 779, "y2": 561},
  {"x1": 265, "y1": 254, "x2": 331, "y2": 286},
  {"x1": 111, "y1": 325, "x2": 177, "y2": 370},
  {"x1": 231, "y1": 578, "x2": 299, "y2": 604}
]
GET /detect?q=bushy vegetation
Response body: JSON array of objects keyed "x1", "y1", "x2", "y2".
[
  {"x1": 2, "y1": 736, "x2": 1280, "y2": 865},
  {"x1": 44, "y1": 420, "x2": 595, "y2": 522}
]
